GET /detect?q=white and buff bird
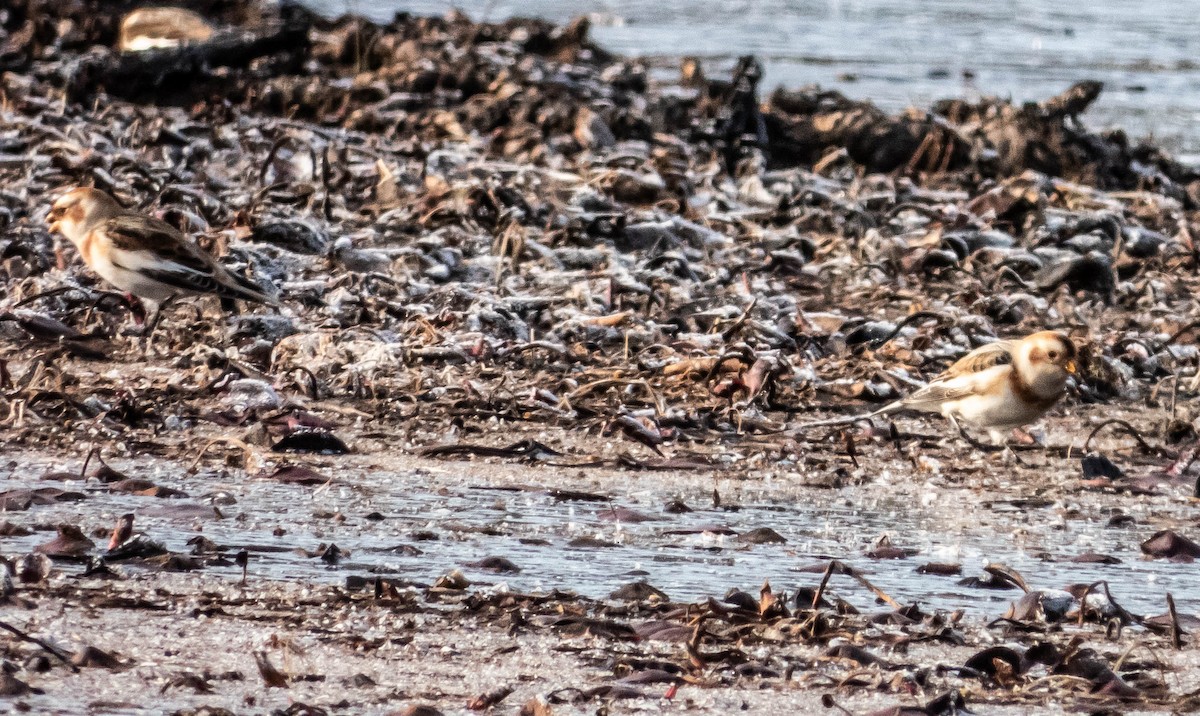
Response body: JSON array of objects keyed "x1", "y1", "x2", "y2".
[
  {"x1": 118, "y1": 7, "x2": 215, "y2": 53},
  {"x1": 47, "y1": 187, "x2": 277, "y2": 318},
  {"x1": 799, "y1": 331, "x2": 1079, "y2": 445}
]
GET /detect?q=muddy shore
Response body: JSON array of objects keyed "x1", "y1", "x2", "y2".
[{"x1": 4, "y1": 1, "x2": 1200, "y2": 714}]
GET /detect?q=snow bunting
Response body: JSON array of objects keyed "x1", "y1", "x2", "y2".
[
  {"x1": 800, "y1": 331, "x2": 1078, "y2": 443},
  {"x1": 47, "y1": 187, "x2": 277, "y2": 308},
  {"x1": 118, "y1": 7, "x2": 215, "y2": 52}
]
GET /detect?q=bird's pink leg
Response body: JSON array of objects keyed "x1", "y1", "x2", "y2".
[
  {"x1": 1009, "y1": 427, "x2": 1042, "y2": 446},
  {"x1": 125, "y1": 293, "x2": 148, "y2": 325},
  {"x1": 139, "y1": 295, "x2": 179, "y2": 341}
]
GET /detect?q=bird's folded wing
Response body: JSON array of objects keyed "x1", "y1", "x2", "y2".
[
  {"x1": 102, "y1": 215, "x2": 212, "y2": 274},
  {"x1": 900, "y1": 364, "x2": 1008, "y2": 409},
  {"x1": 102, "y1": 214, "x2": 191, "y2": 252},
  {"x1": 930, "y1": 340, "x2": 1014, "y2": 383},
  {"x1": 898, "y1": 379, "x2": 984, "y2": 409},
  {"x1": 102, "y1": 216, "x2": 272, "y2": 302}
]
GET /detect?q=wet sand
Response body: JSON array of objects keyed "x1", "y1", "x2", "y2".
[{"x1": 5, "y1": 406, "x2": 1200, "y2": 714}]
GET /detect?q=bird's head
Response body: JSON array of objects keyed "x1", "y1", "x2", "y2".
[
  {"x1": 47, "y1": 187, "x2": 122, "y2": 245},
  {"x1": 1016, "y1": 330, "x2": 1078, "y2": 396}
]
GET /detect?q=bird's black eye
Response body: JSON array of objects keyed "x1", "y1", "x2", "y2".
[{"x1": 1048, "y1": 350, "x2": 1059, "y2": 360}]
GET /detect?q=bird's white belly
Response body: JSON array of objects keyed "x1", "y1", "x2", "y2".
[
  {"x1": 942, "y1": 383, "x2": 1044, "y2": 430},
  {"x1": 122, "y1": 36, "x2": 184, "y2": 52},
  {"x1": 88, "y1": 251, "x2": 178, "y2": 302}
]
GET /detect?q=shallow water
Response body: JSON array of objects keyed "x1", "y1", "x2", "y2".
[
  {"x1": 5, "y1": 452, "x2": 1195, "y2": 620},
  {"x1": 301, "y1": 0, "x2": 1200, "y2": 159}
]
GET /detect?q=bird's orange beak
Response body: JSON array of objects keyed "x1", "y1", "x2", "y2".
[
  {"x1": 46, "y1": 206, "x2": 63, "y2": 233},
  {"x1": 1065, "y1": 359, "x2": 1077, "y2": 375}
]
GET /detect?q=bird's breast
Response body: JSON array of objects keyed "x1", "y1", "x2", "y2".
[
  {"x1": 946, "y1": 379, "x2": 1060, "y2": 429},
  {"x1": 80, "y1": 230, "x2": 106, "y2": 270}
]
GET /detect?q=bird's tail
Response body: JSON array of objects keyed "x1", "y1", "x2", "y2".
[
  {"x1": 219, "y1": 267, "x2": 280, "y2": 307},
  {"x1": 792, "y1": 400, "x2": 905, "y2": 431}
]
